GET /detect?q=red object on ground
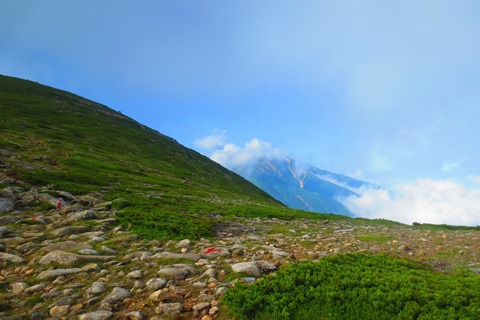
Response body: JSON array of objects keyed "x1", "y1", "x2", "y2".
[
  {"x1": 57, "y1": 199, "x2": 62, "y2": 209},
  {"x1": 204, "y1": 247, "x2": 219, "y2": 254},
  {"x1": 31, "y1": 215, "x2": 39, "y2": 220}
]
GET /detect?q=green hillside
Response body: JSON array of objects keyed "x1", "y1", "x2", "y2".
[{"x1": 0, "y1": 75, "x2": 340, "y2": 239}]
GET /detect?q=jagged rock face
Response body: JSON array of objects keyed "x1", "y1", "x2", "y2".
[{"x1": 1, "y1": 180, "x2": 480, "y2": 319}]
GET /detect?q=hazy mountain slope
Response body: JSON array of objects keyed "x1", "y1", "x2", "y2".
[
  {"x1": 0, "y1": 75, "x2": 304, "y2": 239},
  {"x1": 236, "y1": 158, "x2": 375, "y2": 215}
]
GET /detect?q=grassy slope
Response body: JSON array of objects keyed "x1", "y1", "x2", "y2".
[{"x1": 0, "y1": 75, "x2": 345, "y2": 239}]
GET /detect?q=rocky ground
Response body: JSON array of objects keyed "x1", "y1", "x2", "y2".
[{"x1": 1, "y1": 182, "x2": 480, "y2": 320}]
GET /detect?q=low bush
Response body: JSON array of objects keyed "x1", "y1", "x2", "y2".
[{"x1": 223, "y1": 253, "x2": 480, "y2": 319}]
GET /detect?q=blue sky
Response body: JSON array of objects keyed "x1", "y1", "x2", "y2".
[{"x1": 2, "y1": 1, "x2": 480, "y2": 225}]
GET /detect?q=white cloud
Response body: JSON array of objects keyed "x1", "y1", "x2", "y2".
[
  {"x1": 467, "y1": 176, "x2": 480, "y2": 185},
  {"x1": 340, "y1": 178, "x2": 480, "y2": 226},
  {"x1": 193, "y1": 130, "x2": 227, "y2": 150},
  {"x1": 210, "y1": 138, "x2": 286, "y2": 169}
]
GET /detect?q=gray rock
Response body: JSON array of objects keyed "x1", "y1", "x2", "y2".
[
  {"x1": 145, "y1": 278, "x2": 167, "y2": 291},
  {"x1": 87, "y1": 282, "x2": 107, "y2": 295},
  {"x1": 200, "y1": 268, "x2": 218, "y2": 280},
  {"x1": 155, "y1": 303, "x2": 183, "y2": 315},
  {"x1": 157, "y1": 264, "x2": 197, "y2": 280},
  {"x1": 127, "y1": 270, "x2": 142, "y2": 279},
  {"x1": 231, "y1": 261, "x2": 261, "y2": 278},
  {"x1": 200, "y1": 247, "x2": 231, "y2": 259},
  {"x1": 21, "y1": 191, "x2": 41, "y2": 205},
  {"x1": 37, "y1": 264, "x2": 98, "y2": 280},
  {"x1": 37, "y1": 268, "x2": 83, "y2": 280},
  {"x1": 193, "y1": 302, "x2": 211, "y2": 313},
  {"x1": 66, "y1": 210, "x2": 97, "y2": 222},
  {"x1": 154, "y1": 252, "x2": 201, "y2": 261},
  {"x1": 176, "y1": 239, "x2": 191, "y2": 248},
  {"x1": 39, "y1": 193, "x2": 60, "y2": 207},
  {"x1": 101, "y1": 245, "x2": 117, "y2": 254},
  {"x1": 51, "y1": 226, "x2": 90, "y2": 237},
  {"x1": 24, "y1": 283, "x2": 45, "y2": 294},
  {"x1": 0, "y1": 252, "x2": 24, "y2": 263},
  {"x1": 49, "y1": 295, "x2": 76, "y2": 307},
  {"x1": 192, "y1": 281, "x2": 207, "y2": 288},
  {"x1": 157, "y1": 267, "x2": 189, "y2": 280},
  {"x1": 271, "y1": 250, "x2": 290, "y2": 259},
  {"x1": 42, "y1": 241, "x2": 93, "y2": 252},
  {"x1": 0, "y1": 198, "x2": 14, "y2": 213},
  {"x1": 0, "y1": 226, "x2": 11, "y2": 238},
  {"x1": 89, "y1": 236, "x2": 105, "y2": 242},
  {"x1": 125, "y1": 310, "x2": 143, "y2": 319},
  {"x1": 101, "y1": 246, "x2": 117, "y2": 254},
  {"x1": 56, "y1": 191, "x2": 75, "y2": 201},
  {"x1": 101, "y1": 287, "x2": 131, "y2": 304},
  {"x1": 77, "y1": 195, "x2": 102, "y2": 206},
  {"x1": 256, "y1": 260, "x2": 277, "y2": 273},
  {"x1": 39, "y1": 250, "x2": 82, "y2": 265},
  {"x1": 29, "y1": 311, "x2": 46, "y2": 320},
  {"x1": 39, "y1": 250, "x2": 114, "y2": 265},
  {"x1": 0, "y1": 215, "x2": 20, "y2": 224},
  {"x1": 78, "y1": 310, "x2": 113, "y2": 320},
  {"x1": 78, "y1": 249, "x2": 100, "y2": 255}
]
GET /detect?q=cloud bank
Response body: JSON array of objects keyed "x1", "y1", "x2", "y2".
[
  {"x1": 193, "y1": 130, "x2": 227, "y2": 150},
  {"x1": 211, "y1": 139, "x2": 286, "y2": 169},
  {"x1": 194, "y1": 132, "x2": 286, "y2": 169},
  {"x1": 340, "y1": 178, "x2": 480, "y2": 226}
]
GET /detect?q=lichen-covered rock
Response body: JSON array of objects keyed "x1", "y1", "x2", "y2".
[
  {"x1": 42, "y1": 240, "x2": 93, "y2": 252},
  {"x1": 155, "y1": 303, "x2": 183, "y2": 316},
  {"x1": 39, "y1": 250, "x2": 115, "y2": 265},
  {"x1": 0, "y1": 252, "x2": 24, "y2": 263},
  {"x1": 157, "y1": 264, "x2": 197, "y2": 280},
  {"x1": 87, "y1": 282, "x2": 107, "y2": 295},
  {"x1": 101, "y1": 287, "x2": 131, "y2": 305},
  {"x1": 230, "y1": 261, "x2": 261, "y2": 278},
  {"x1": 146, "y1": 278, "x2": 167, "y2": 291},
  {"x1": 51, "y1": 226, "x2": 91, "y2": 237},
  {"x1": 78, "y1": 310, "x2": 113, "y2": 320}
]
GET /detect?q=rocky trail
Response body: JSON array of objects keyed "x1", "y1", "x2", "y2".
[{"x1": 1, "y1": 179, "x2": 480, "y2": 319}]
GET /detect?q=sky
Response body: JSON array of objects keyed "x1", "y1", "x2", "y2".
[{"x1": 2, "y1": 1, "x2": 480, "y2": 225}]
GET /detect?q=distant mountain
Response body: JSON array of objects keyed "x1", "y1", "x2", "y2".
[{"x1": 235, "y1": 158, "x2": 377, "y2": 216}]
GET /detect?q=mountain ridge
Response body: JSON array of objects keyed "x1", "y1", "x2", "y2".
[{"x1": 235, "y1": 157, "x2": 376, "y2": 216}]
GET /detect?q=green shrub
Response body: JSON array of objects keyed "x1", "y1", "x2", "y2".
[{"x1": 223, "y1": 253, "x2": 480, "y2": 319}]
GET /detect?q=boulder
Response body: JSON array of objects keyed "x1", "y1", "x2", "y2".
[
  {"x1": 39, "y1": 250, "x2": 115, "y2": 265},
  {"x1": 230, "y1": 261, "x2": 261, "y2": 278},
  {"x1": 78, "y1": 311, "x2": 113, "y2": 320},
  {"x1": 146, "y1": 278, "x2": 167, "y2": 291},
  {"x1": 101, "y1": 287, "x2": 131, "y2": 304},
  {"x1": 0, "y1": 198, "x2": 14, "y2": 213},
  {"x1": 42, "y1": 241, "x2": 93, "y2": 253},
  {"x1": 0, "y1": 252, "x2": 24, "y2": 263},
  {"x1": 51, "y1": 226, "x2": 91, "y2": 237},
  {"x1": 157, "y1": 264, "x2": 197, "y2": 280}
]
